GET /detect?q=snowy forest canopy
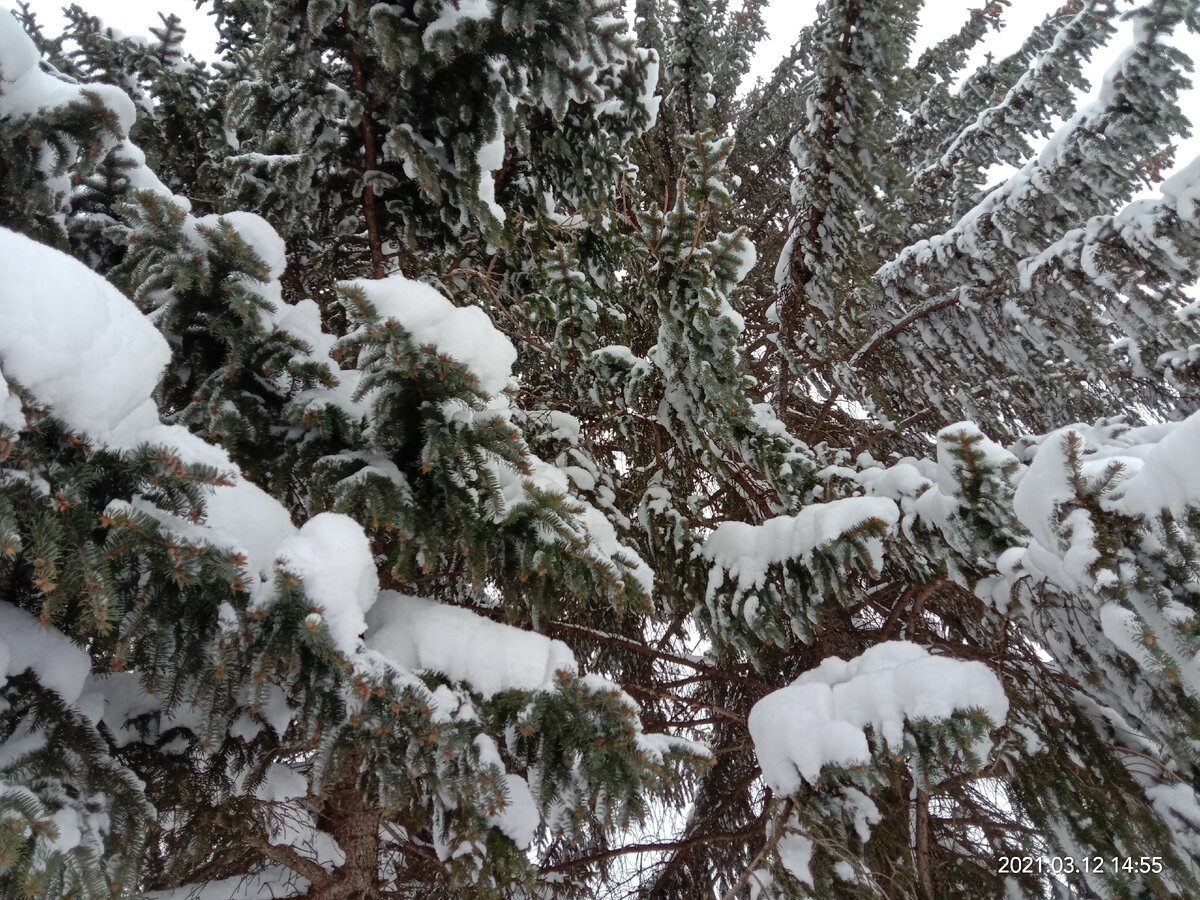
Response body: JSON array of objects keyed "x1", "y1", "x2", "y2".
[{"x1": 2, "y1": 0, "x2": 1200, "y2": 898}]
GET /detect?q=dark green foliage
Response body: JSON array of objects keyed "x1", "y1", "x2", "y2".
[{"x1": 5, "y1": 0, "x2": 1200, "y2": 897}]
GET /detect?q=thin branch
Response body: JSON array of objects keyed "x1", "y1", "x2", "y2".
[{"x1": 718, "y1": 799, "x2": 794, "y2": 900}]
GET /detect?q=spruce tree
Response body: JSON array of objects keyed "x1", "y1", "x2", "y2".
[{"x1": 3, "y1": 0, "x2": 1200, "y2": 898}]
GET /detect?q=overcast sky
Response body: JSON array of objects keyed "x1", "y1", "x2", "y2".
[
  {"x1": 8, "y1": 0, "x2": 1200, "y2": 189},
  {"x1": 10, "y1": 0, "x2": 1064, "y2": 74}
]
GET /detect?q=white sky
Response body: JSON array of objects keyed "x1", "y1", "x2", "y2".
[
  {"x1": 19, "y1": 0, "x2": 217, "y2": 54},
  {"x1": 8, "y1": 0, "x2": 1200, "y2": 187}
]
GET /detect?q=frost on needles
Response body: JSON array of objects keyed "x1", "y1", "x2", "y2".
[{"x1": 3, "y1": 0, "x2": 1200, "y2": 898}]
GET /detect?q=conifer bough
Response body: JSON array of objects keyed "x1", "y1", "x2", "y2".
[{"x1": 1, "y1": 0, "x2": 1200, "y2": 897}]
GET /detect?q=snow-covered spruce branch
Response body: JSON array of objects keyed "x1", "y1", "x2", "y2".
[{"x1": 6, "y1": 0, "x2": 1200, "y2": 897}]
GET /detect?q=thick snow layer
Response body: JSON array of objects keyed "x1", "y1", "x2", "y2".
[
  {"x1": 144, "y1": 867, "x2": 310, "y2": 900},
  {"x1": 638, "y1": 48, "x2": 661, "y2": 127},
  {"x1": 275, "y1": 513, "x2": 380, "y2": 654},
  {"x1": 113, "y1": 140, "x2": 189, "y2": 210},
  {"x1": 346, "y1": 274, "x2": 516, "y2": 395},
  {"x1": 909, "y1": 423, "x2": 1019, "y2": 534},
  {"x1": 1001, "y1": 412, "x2": 1200, "y2": 596},
  {"x1": 205, "y1": 211, "x2": 288, "y2": 281},
  {"x1": 1105, "y1": 412, "x2": 1200, "y2": 521},
  {"x1": 1161, "y1": 155, "x2": 1200, "y2": 217},
  {"x1": 575, "y1": 498, "x2": 654, "y2": 598},
  {"x1": 494, "y1": 773, "x2": 537, "y2": 849},
  {"x1": 1099, "y1": 603, "x2": 1153, "y2": 669},
  {"x1": 431, "y1": 400, "x2": 654, "y2": 603},
  {"x1": 0, "y1": 13, "x2": 133, "y2": 133},
  {"x1": 475, "y1": 733, "x2": 539, "y2": 848},
  {"x1": 201, "y1": 471, "x2": 298, "y2": 588},
  {"x1": 704, "y1": 496, "x2": 899, "y2": 595},
  {"x1": 0, "y1": 227, "x2": 171, "y2": 440},
  {"x1": 96, "y1": 420, "x2": 299, "y2": 600},
  {"x1": 749, "y1": 641, "x2": 1008, "y2": 793},
  {"x1": 255, "y1": 763, "x2": 308, "y2": 803},
  {"x1": 364, "y1": 592, "x2": 577, "y2": 698},
  {"x1": 1147, "y1": 782, "x2": 1200, "y2": 838},
  {"x1": 49, "y1": 806, "x2": 82, "y2": 852},
  {"x1": 0, "y1": 228, "x2": 373, "y2": 640},
  {"x1": 0, "y1": 602, "x2": 91, "y2": 705},
  {"x1": 90, "y1": 671, "x2": 206, "y2": 748},
  {"x1": 856, "y1": 460, "x2": 933, "y2": 505},
  {"x1": 184, "y1": 211, "x2": 289, "y2": 325},
  {"x1": 1012, "y1": 427, "x2": 1083, "y2": 564},
  {"x1": 1007, "y1": 425, "x2": 1111, "y2": 591},
  {"x1": 732, "y1": 235, "x2": 758, "y2": 284},
  {"x1": 0, "y1": 10, "x2": 40, "y2": 81},
  {"x1": 276, "y1": 299, "x2": 339, "y2": 363}
]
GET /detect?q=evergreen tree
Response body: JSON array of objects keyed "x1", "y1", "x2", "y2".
[{"x1": 3, "y1": 0, "x2": 1200, "y2": 898}]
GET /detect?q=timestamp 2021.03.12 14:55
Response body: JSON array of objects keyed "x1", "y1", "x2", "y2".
[{"x1": 997, "y1": 856, "x2": 1164, "y2": 877}]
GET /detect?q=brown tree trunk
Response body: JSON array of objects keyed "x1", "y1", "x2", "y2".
[
  {"x1": 774, "y1": 0, "x2": 861, "y2": 435},
  {"x1": 309, "y1": 749, "x2": 382, "y2": 900},
  {"x1": 914, "y1": 786, "x2": 936, "y2": 900},
  {"x1": 344, "y1": 12, "x2": 386, "y2": 280}
]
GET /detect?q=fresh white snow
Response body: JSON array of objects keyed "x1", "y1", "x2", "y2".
[
  {"x1": 275, "y1": 513, "x2": 380, "y2": 655},
  {"x1": 749, "y1": 641, "x2": 1008, "y2": 793},
  {"x1": 0, "y1": 227, "x2": 170, "y2": 439},
  {"x1": 704, "y1": 496, "x2": 900, "y2": 598},
  {"x1": 346, "y1": 273, "x2": 516, "y2": 395},
  {"x1": 422, "y1": 0, "x2": 494, "y2": 48},
  {"x1": 365, "y1": 592, "x2": 577, "y2": 698},
  {"x1": 0, "y1": 602, "x2": 91, "y2": 706}
]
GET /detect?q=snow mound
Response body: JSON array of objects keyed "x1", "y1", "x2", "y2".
[
  {"x1": 0, "y1": 602, "x2": 91, "y2": 705},
  {"x1": 749, "y1": 641, "x2": 1008, "y2": 793},
  {"x1": 365, "y1": 592, "x2": 577, "y2": 697},
  {"x1": 0, "y1": 227, "x2": 171, "y2": 440},
  {"x1": 347, "y1": 274, "x2": 516, "y2": 395},
  {"x1": 275, "y1": 513, "x2": 380, "y2": 654}
]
